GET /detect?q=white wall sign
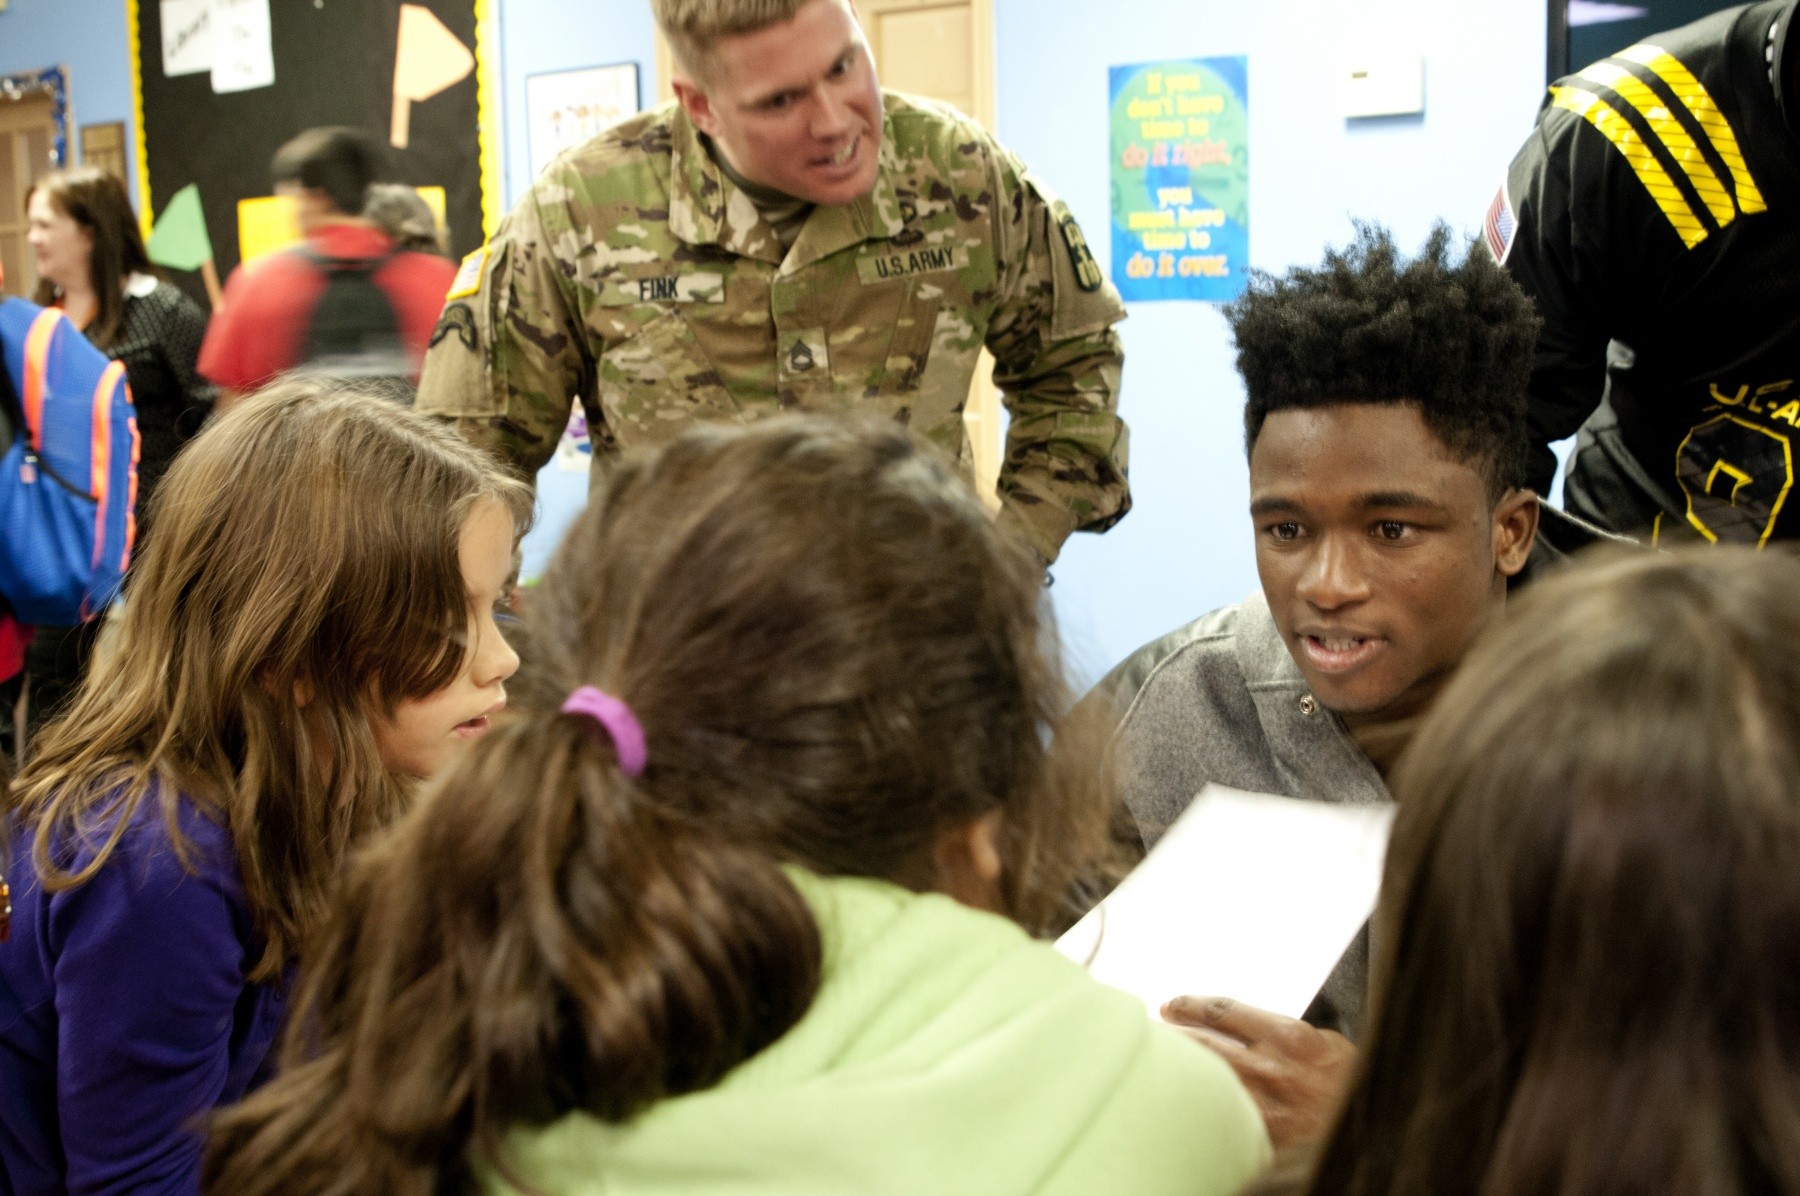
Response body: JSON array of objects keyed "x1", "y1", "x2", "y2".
[
  {"x1": 211, "y1": 0, "x2": 275, "y2": 95},
  {"x1": 160, "y1": 0, "x2": 214, "y2": 78},
  {"x1": 1340, "y1": 51, "x2": 1426, "y2": 119}
]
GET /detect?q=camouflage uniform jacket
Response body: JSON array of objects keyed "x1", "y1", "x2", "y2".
[{"x1": 415, "y1": 90, "x2": 1131, "y2": 562}]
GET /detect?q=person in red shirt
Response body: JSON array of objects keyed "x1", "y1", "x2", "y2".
[{"x1": 198, "y1": 127, "x2": 456, "y2": 406}]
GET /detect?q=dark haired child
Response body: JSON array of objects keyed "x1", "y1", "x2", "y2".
[
  {"x1": 198, "y1": 126, "x2": 457, "y2": 403},
  {"x1": 0, "y1": 380, "x2": 530, "y2": 1193},
  {"x1": 205, "y1": 416, "x2": 1270, "y2": 1196},
  {"x1": 1089, "y1": 224, "x2": 1623, "y2": 1149}
]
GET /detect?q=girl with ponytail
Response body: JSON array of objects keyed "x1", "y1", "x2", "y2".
[{"x1": 205, "y1": 415, "x2": 1269, "y2": 1195}]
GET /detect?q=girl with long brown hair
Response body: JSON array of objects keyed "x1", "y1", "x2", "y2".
[
  {"x1": 205, "y1": 416, "x2": 1270, "y2": 1196},
  {"x1": 1271, "y1": 545, "x2": 1800, "y2": 1196},
  {"x1": 0, "y1": 379, "x2": 531, "y2": 1194}
]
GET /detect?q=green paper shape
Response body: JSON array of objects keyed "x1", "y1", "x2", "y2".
[{"x1": 147, "y1": 184, "x2": 213, "y2": 271}]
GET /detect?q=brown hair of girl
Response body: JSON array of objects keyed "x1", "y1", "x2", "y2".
[
  {"x1": 204, "y1": 415, "x2": 1122, "y2": 1195},
  {"x1": 10, "y1": 378, "x2": 532, "y2": 983},
  {"x1": 28, "y1": 167, "x2": 156, "y2": 352},
  {"x1": 1287, "y1": 545, "x2": 1800, "y2": 1196}
]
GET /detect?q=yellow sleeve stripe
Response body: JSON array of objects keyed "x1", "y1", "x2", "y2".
[
  {"x1": 1615, "y1": 43, "x2": 1767, "y2": 215},
  {"x1": 1550, "y1": 85, "x2": 1709, "y2": 248},
  {"x1": 1577, "y1": 61, "x2": 1737, "y2": 228}
]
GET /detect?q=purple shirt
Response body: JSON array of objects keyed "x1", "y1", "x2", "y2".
[{"x1": 0, "y1": 786, "x2": 285, "y2": 1195}]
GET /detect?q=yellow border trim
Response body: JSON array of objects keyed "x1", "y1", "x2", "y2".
[
  {"x1": 125, "y1": 0, "x2": 153, "y2": 241},
  {"x1": 475, "y1": 0, "x2": 503, "y2": 239}
]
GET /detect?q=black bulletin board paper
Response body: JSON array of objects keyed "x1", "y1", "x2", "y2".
[{"x1": 131, "y1": 0, "x2": 490, "y2": 303}]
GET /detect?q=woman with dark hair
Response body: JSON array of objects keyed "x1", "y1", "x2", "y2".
[
  {"x1": 27, "y1": 167, "x2": 213, "y2": 522},
  {"x1": 21, "y1": 167, "x2": 214, "y2": 736},
  {"x1": 1266, "y1": 545, "x2": 1800, "y2": 1196}
]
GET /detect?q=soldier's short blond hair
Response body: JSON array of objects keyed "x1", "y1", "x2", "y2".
[{"x1": 652, "y1": 0, "x2": 845, "y2": 81}]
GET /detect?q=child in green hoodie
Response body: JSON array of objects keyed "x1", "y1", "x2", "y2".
[{"x1": 203, "y1": 415, "x2": 1270, "y2": 1196}]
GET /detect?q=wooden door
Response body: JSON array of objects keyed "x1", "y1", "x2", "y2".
[
  {"x1": 655, "y1": 0, "x2": 1004, "y2": 510},
  {"x1": 861, "y1": 0, "x2": 1001, "y2": 510},
  {"x1": 860, "y1": 0, "x2": 993, "y2": 125},
  {"x1": 81, "y1": 122, "x2": 129, "y2": 184},
  {"x1": 0, "y1": 93, "x2": 56, "y2": 298}
]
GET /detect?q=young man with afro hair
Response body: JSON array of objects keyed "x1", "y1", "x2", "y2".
[{"x1": 1088, "y1": 224, "x2": 1622, "y2": 1151}]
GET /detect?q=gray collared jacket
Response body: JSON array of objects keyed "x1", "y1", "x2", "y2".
[{"x1": 1087, "y1": 506, "x2": 1625, "y2": 1037}]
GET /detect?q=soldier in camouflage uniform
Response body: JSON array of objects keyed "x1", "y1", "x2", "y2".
[{"x1": 416, "y1": 0, "x2": 1130, "y2": 563}]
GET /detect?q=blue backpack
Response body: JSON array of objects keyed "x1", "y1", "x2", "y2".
[{"x1": 0, "y1": 298, "x2": 138, "y2": 625}]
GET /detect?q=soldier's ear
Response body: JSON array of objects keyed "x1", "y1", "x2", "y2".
[{"x1": 673, "y1": 79, "x2": 720, "y2": 137}]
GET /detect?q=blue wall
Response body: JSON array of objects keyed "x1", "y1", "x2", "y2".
[
  {"x1": 996, "y1": 0, "x2": 1548, "y2": 684},
  {"x1": 492, "y1": 0, "x2": 657, "y2": 574},
  {"x1": 497, "y1": 0, "x2": 1552, "y2": 679},
  {"x1": 1, "y1": 0, "x2": 1554, "y2": 685},
  {"x1": 0, "y1": 0, "x2": 139, "y2": 200}
]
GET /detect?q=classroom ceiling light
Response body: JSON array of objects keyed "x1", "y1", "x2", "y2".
[{"x1": 1568, "y1": 1, "x2": 1651, "y2": 26}]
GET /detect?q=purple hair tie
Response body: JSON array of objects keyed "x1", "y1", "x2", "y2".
[{"x1": 561, "y1": 686, "x2": 648, "y2": 778}]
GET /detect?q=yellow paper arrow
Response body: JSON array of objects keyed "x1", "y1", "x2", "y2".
[{"x1": 391, "y1": 5, "x2": 475, "y2": 149}]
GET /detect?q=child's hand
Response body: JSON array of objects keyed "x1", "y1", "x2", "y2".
[{"x1": 1161, "y1": 994, "x2": 1357, "y2": 1152}]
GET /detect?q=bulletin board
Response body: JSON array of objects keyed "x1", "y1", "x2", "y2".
[{"x1": 125, "y1": 0, "x2": 501, "y2": 297}]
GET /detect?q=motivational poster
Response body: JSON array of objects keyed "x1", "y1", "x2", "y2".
[{"x1": 1109, "y1": 56, "x2": 1249, "y2": 303}]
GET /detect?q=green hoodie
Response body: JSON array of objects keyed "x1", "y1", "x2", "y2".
[{"x1": 491, "y1": 870, "x2": 1270, "y2": 1196}]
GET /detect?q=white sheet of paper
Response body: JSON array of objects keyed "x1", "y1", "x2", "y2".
[
  {"x1": 1056, "y1": 785, "x2": 1394, "y2": 1018},
  {"x1": 210, "y1": 0, "x2": 274, "y2": 95},
  {"x1": 161, "y1": 0, "x2": 214, "y2": 77}
]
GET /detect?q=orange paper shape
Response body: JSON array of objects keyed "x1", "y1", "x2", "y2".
[{"x1": 391, "y1": 5, "x2": 475, "y2": 149}]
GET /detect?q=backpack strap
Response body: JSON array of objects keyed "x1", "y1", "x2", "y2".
[
  {"x1": 20, "y1": 308, "x2": 62, "y2": 452},
  {"x1": 0, "y1": 331, "x2": 19, "y2": 453},
  {"x1": 87, "y1": 360, "x2": 127, "y2": 571}
]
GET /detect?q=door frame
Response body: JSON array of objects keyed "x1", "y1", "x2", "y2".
[{"x1": 0, "y1": 67, "x2": 72, "y2": 170}]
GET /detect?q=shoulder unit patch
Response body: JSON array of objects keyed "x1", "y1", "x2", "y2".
[
  {"x1": 446, "y1": 247, "x2": 488, "y2": 301},
  {"x1": 1054, "y1": 202, "x2": 1105, "y2": 293}
]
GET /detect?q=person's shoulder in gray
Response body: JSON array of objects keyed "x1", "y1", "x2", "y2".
[
  {"x1": 1097, "y1": 592, "x2": 1387, "y2": 842},
  {"x1": 1083, "y1": 224, "x2": 1635, "y2": 1153}
]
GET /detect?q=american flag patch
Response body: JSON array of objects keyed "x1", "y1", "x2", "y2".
[{"x1": 1484, "y1": 183, "x2": 1517, "y2": 265}]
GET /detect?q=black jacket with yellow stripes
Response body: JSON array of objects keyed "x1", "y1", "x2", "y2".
[{"x1": 1498, "y1": 0, "x2": 1800, "y2": 545}]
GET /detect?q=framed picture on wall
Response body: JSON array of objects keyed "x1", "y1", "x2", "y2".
[{"x1": 525, "y1": 62, "x2": 641, "y2": 183}]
